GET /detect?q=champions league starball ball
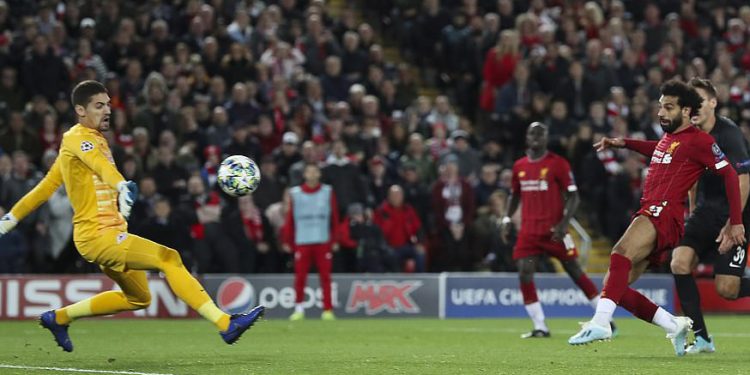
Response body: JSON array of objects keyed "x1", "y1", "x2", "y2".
[{"x1": 217, "y1": 155, "x2": 261, "y2": 197}]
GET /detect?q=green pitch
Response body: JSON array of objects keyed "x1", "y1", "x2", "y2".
[{"x1": 0, "y1": 317, "x2": 748, "y2": 374}]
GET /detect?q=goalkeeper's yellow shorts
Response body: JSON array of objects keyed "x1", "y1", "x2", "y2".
[{"x1": 76, "y1": 229, "x2": 175, "y2": 272}]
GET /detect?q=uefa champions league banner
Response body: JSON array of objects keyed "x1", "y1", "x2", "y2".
[
  {"x1": 202, "y1": 274, "x2": 442, "y2": 319},
  {"x1": 443, "y1": 274, "x2": 674, "y2": 318}
]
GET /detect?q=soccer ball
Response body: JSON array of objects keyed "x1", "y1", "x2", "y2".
[{"x1": 217, "y1": 155, "x2": 261, "y2": 197}]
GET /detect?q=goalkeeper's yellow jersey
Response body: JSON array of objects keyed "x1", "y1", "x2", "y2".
[{"x1": 10, "y1": 124, "x2": 127, "y2": 242}]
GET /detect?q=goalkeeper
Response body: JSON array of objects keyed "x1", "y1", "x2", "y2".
[{"x1": 0, "y1": 80, "x2": 263, "y2": 352}]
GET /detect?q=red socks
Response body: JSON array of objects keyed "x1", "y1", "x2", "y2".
[
  {"x1": 520, "y1": 281, "x2": 538, "y2": 304},
  {"x1": 619, "y1": 287, "x2": 659, "y2": 322},
  {"x1": 574, "y1": 274, "x2": 599, "y2": 300},
  {"x1": 601, "y1": 253, "x2": 632, "y2": 304}
]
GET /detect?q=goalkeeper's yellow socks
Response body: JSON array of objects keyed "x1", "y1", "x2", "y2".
[
  {"x1": 56, "y1": 291, "x2": 138, "y2": 325},
  {"x1": 162, "y1": 264, "x2": 230, "y2": 331}
]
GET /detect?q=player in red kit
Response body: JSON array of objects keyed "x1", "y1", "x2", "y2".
[
  {"x1": 282, "y1": 163, "x2": 339, "y2": 321},
  {"x1": 569, "y1": 80, "x2": 746, "y2": 356},
  {"x1": 501, "y1": 122, "x2": 609, "y2": 338}
]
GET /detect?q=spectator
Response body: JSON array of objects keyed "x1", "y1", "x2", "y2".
[
  {"x1": 475, "y1": 164, "x2": 499, "y2": 208},
  {"x1": 443, "y1": 130, "x2": 482, "y2": 180},
  {"x1": 130, "y1": 176, "x2": 161, "y2": 226},
  {"x1": 182, "y1": 175, "x2": 238, "y2": 273},
  {"x1": 339, "y1": 203, "x2": 396, "y2": 273},
  {"x1": 289, "y1": 140, "x2": 319, "y2": 187},
  {"x1": 253, "y1": 156, "x2": 285, "y2": 212},
  {"x1": 323, "y1": 140, "x2": 369, "y2": 217},
  {"x1": 373, "y1": 185, "x2": 426, "y2": 272},
  {"x1": 22, "y1": 34, "x2": 69, "y2": 103},
  {"x1": 0, "y1": 67, "x2": 25, "y2": 113},
  {"x1": 0, "y1": 111, "x2": 42, "y2": 163},
  {"x1": 225, "y1": 82, "x2": 262, "y2": 126},
  {"x1": 431, "y1": 155, "x2": 476, "y2": 271},
  {"x1": 223, "y1": 124, "x2": 262, "y2": 160},
  {"x1": 223, "y1": 194, "x2": 277, "y2": 273},
  {"x1": 480, "y1": 29, "x2": 520, "y2": 112},
  {"x1": 282, "y1": 163, "x2": 338, "y2": 320},
  {"x1": 321, "y1": 56, "x2": 350, "y2": 103},
  {"x1": 135, "y1": 72, "x2": 179, "y2": 144},
  {"x1": 150, "y1": 146, "x2": 189, "y2": 203},
  {"x1": 0, "y1": 205, "x2": 26, "y2": 273},
  {"x1": 400, "y1": 133, "x2": 436, "y2": 185}
]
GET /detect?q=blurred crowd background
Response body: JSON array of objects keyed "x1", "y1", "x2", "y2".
[{"x1": 1, "y1": 0, "x2": 749, "y2": 274}]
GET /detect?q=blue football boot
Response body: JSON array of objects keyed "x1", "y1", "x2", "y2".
[
  {"x1": 686, "y1": 335, "x2": 715, "y2": 354},
  {"x1": 220, "y1": 305, "x2": 265, "y2": 345},
  {"x1": 667, "y1": 316, "x2": 693, "y2": 356},
  {"x1": 39, "y1": 310, "x2": 73, "y2": 352}
]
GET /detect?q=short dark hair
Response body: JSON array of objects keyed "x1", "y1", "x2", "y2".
[
  {"x1": 688, "y1": 77, "x2": 718, "y2": 99},
  {"x1": 660, "y1": 79, "x2": 703, "y2": 117},
  {"x1": 71, "y1": 80, "x2": 107, "y2": 108}
]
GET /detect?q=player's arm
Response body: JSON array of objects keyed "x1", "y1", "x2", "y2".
[
  {"x1": 64, "y1": 134, "x2": 138, "y2": 218},
  {"x1": 714, "y1": 129, "x2": 750, "y2": 246},
  {"x1": 594, "y1": 136, "x2": 658, "y2": 157},
  {"x1": 551, "y1": 159, "x2": 580, "y2": 242},
  {"x1": 0, "y1": 157, "x2": 64, "y2": 235},
  {"x1": 500, "y1": 165, "x2": 521, "y2": 244},
  {"x1": 281, "y1": 195, "x2": 295, "y2": 253},
  {"x1": 691, "y1": 137, "x2": 744, "y2": 252}
]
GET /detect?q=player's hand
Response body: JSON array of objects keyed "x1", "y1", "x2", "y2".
[
  {"x1": 593, "y1": 137, "x2": 625, "y2": 152},
  {"x1": 117, "y1": 180, "x2": 138, "y2": 220},
  {"x1": 716, "y1": 223, "x2": 745, "y2": 254},
  {"x1": 0, "y1": 213, "x2": 18, "y2": 236},
  {"x1": 500, "y1": 217, "x2": 512, "y2": 244},
  {"x1": 550, "y1": 222, "x2": 568, "y2": 242}
]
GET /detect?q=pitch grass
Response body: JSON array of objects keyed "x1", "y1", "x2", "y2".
[{"x1": 0, "y1": 317, "x2": 748, "y2": 375}]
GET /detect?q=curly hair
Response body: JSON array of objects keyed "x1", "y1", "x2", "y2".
[{"x1": 660, "y1": 79, "x2": 704, "y2": 117}]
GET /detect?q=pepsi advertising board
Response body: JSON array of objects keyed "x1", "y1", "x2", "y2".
[
  {"x1": 444, "y1": 274, "x2": 674, "y2": 318},
  {"x1": 203, "y1": 274, "x2": 441, "y2": 319}
]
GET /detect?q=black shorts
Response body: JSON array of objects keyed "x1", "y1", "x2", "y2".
[{"x1": 679, "y1": 206, "x2": 749, "y2": 277}]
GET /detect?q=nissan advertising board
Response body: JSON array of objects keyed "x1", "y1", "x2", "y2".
[
  {"x1": 202, "y1": 274, "x2": 441, "y2": 319},
  {"x1": 0, "y1": 275, "x2": 197, "y2": 319}
]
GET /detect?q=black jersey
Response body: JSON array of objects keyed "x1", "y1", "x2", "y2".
[{"x1": 694, "y1": 116, "x2": 750, "y2": 211}]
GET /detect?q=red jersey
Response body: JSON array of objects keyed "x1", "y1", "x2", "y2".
[
  {"x1": 624, "y1": 126, "x2": 742, "y2": 224},
  {"x1": 511, "y1": 152, "x2": 577, "y2": 236}
]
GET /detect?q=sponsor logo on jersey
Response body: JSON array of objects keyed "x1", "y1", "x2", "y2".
[
  {"x1": 116, "y1": 233, "x2": 128, "y2": 244},
  {"x1": 217, "y1": 277, "x2": 255, "y2": 315}
]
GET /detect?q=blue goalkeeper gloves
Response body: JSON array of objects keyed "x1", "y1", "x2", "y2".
[
  {"x1": 117, "y1": 180, "x2": 138, "y2": 220},
  {"x1": 0, "y1": 212, "x2": 18, "y2": 237}
]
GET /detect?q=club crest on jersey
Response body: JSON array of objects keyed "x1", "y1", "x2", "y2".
[
  {"x1": 651, "y1": 141, "x2": 680, "y2": 164},
  {"x1": 81, "y1": 141, "x2": 94, "y2": 152},
  {"x1": 712, "y1": 143, "x2": 725, "y2": 162}
]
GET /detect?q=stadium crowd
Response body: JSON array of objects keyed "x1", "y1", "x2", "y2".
[{"x1": 1, "y1": 0, "x2": 750, "y2": 274}]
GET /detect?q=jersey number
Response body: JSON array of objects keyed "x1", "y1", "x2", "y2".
[
  {"x1": 730, "y1": 248, "x2": 746, "y2": 268},
  {"x1": 648, "y1": 205, "x2": 663, "y2": 217}
]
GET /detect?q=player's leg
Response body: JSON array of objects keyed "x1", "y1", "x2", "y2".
[
  {"x1": 517, "y1": 255, "x2": 549, "y2": 337},
  {"x1": 714, "y1": 243, "x2": 750, "y2": 300},
  {"x1": 55, "y1": 267, "x2": 151, "y2": 325},
  {"x1": 313, "y1": 244, "x2": 335, "y2": 320},
  {"x1": 571, "y1": 216, "x2": 692, "y2": 350},
  {"x1": 291, "y1": 246, "x2": 312, "y2": 320},
  {"x1": 670, "y1": 246, "x2": 710, "y2": 342}
]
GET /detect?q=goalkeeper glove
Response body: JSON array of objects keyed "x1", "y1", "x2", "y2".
[
  {"x1": 0, "y1": 212, "x2": 18, "y2": 236},
  {"x1": 117, "y1": 180, "x2": 138, "y2": 220}
]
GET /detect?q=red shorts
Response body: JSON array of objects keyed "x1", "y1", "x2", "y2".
[
  {"x1": 513, "y1": 233, "x2": 578, "y2": 261},
  {"x1": 635, "y1": 201, "x2": 685, "y2": 266}
]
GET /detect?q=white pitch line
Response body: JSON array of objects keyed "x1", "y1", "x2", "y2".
[{"x1": 0, "y1": 364, "x2": 174, "y2": 375}]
